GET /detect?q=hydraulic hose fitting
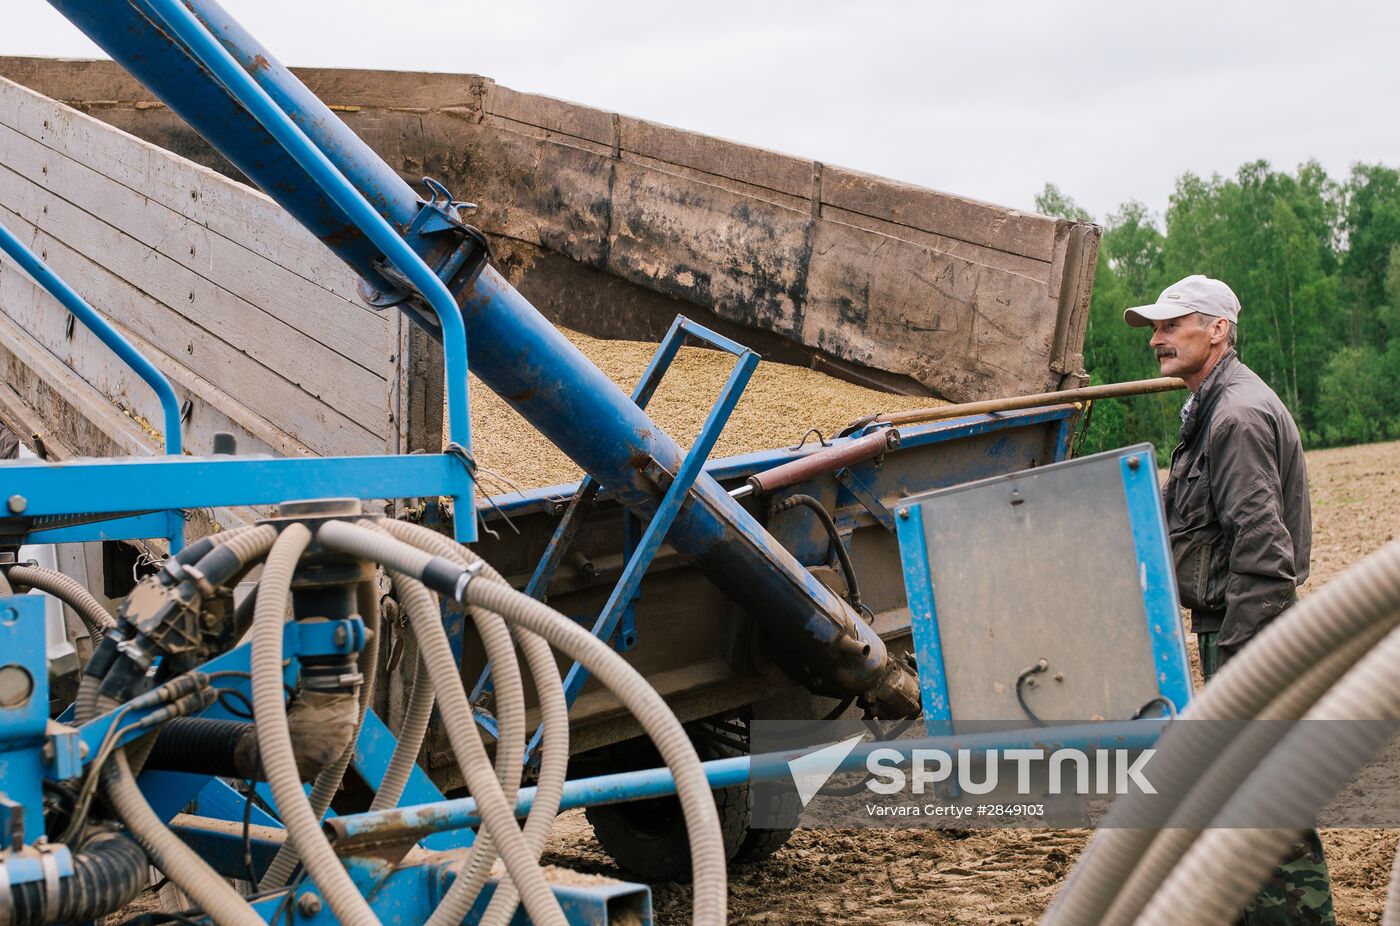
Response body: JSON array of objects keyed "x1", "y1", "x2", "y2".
[{"x1": 265, "y1": 501, "x2": 376, "y2": 698}]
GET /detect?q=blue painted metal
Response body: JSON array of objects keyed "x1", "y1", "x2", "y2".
[
  {"x1": 0, "y1": 843, "x2": 75, "y2": 892},
  {"x1": 0, "y1": 220, "x2": 182, "y2": 456},
  {"x1": 348, "y1": 708, "x2": 468, "y2": 851},
  {"x1": 893, "y1": 506, "x2": 953, "y2": 728},
  {"x1": 287, "y1": 616, "x2": 365, "y2": 658},
  {"x1": 894, "y1": 442, "x2": 1193, "y2": 735},
  {"x1": 616, "y1": 511, "x2": 640, "y2": 652},
  {"x1": 22, "y1": 511, "x2": 180, "y2": 546},
  {"x1": 473, "y1": 316, "x2": 755, "y2": 707},
  {"x1": 0, "y1": 596, "x2": 53, "y2": 839},
  {"x1": 0, "y1": 217, "x2": 187, "y2": 549},
  {"x1": 233, "y1": 853, "x2": 653, "y2": 926},
  {"x1": 192, "y1": 778, "x2": 280, "y2": 829},
  {"x1": 524, "y1": 319, "x2": 759, "y2": 761},
  {"x1": 46, "y1": 0, "x2": 416, "y2": 291},
  {"x1": 834, "y1": 465, "x2": 897, "y2": 533},
  {"x1": 3, "y1": 453, "x2": 473, "y2": 541},
  {"x1": 1119, "y1": 447, "x2": 1193, "y2": 713},
  {"x1": 1053, "y1": 413, "x2": 1075, "y2": 462},
  {"x1": 479, "y1": 407, "x2": 1080, "y2": 523},
  {"x1": 168, "y1": 817, "x2": 283, "y2": 881},
  {"x1": 328, "y1": 719, "x2": 1167, "y2": 847}
]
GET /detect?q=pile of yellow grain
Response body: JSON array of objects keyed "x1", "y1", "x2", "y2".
[{"x1": 468, "y1": 329, "x2": 942, "y2": 491}]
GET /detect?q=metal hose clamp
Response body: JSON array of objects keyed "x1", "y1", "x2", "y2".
[
  {"x1": 452, "y1": 560, "x2": 486, "y2": 604},
  {"x1": 36, "y1": 841, "x2": 61, "y2": 917}
]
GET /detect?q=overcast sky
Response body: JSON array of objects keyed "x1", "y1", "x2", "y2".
[{"x1": 7, "y1": 1, "x2": 1398, "y2": 224}]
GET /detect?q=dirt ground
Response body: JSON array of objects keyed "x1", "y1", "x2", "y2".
[{"x1": 536, "y1": 438, "x2": 1400, "y2": 925}]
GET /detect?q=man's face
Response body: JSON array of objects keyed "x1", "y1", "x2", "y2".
[{"x1": 1149, "y1": 313, "x2": 1225, "y2": 378}]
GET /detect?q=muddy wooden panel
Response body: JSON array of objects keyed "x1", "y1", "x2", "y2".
[
  {"x1": 0, "y1": 57, "x2": 1098, "y2": 402},
  {"x1": 0, "y1": 77, "x2": 398, "y2": 472}
]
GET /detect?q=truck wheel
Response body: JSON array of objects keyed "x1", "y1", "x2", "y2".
[
  {"x1": 731, "y1": 779, "x2": 800, "y2": 864},
  {"x1": 584, "y1": 736, "x2": 749, "y2": 882}
]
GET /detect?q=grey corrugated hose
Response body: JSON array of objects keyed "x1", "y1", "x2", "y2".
[
  {"x1": 379, "y1": 518, "x2": 570, "y2": 926},
  {"x1": 251, "y1": 523, "x2": 381, "y2": 926},
  {"x1": 1045, "y1": 539, "x2": 1400, "y2": 925},
  {"x1": 317, "y1": 518, "x2": 729, "y2": 926},
  {"x1": 8, "y1": 564, "x2": 116, "y2": 643},
  {"x1": 1138, "y1": 619, "x2": 1400, "y2": 924},
  {"x1": 1101, "y1": 618, "x2": 1394, "y2": 924}
]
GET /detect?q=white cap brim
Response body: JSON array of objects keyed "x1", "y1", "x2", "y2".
[{"x1": 1123, "y1": 303, "x2": 1196, "y2": 328}]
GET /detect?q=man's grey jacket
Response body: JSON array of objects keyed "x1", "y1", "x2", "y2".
[{"x1": 1162, "y1": 350, "x2": 1311, "y2": 649}]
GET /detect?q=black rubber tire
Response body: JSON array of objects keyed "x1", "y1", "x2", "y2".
[
  {"x1": 584, "y1": 735, "x2": 749, "y2": 882},
  {"x1": 731, "y1": 778, "x2": 800, "y2": 865}
]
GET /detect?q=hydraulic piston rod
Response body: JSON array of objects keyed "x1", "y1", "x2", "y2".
[{"x1": 51, "y1": 0, "x2": 920, "y2": 715}]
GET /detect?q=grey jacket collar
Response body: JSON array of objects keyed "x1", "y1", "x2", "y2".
[{"x1": 1180, "y1": 350, "x2": 1239, "y2": 445}]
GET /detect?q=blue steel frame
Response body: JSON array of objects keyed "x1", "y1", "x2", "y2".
[
  {"x1": 0, "y1": 596, "x2": 53, "y2": 840},
  {"x1": 1119, "y1": 448, "x2": 1193, "y2": 711},
  {"x1": 324, "y1": 717, "x2": 1167, "y2": 850},
  {"x1": 470, "y1": 316, "x2": 760, "y2": 758},
  {"x1": 894, "y1": 442, "x2": 1192, "y2": 734},
  {"x1": 0, "y1": 219, "x2": 188, "y2": 549}
]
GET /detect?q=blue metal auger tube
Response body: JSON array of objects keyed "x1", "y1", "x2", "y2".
[{"x1": 52, "y1": 0, "x2": 921, "y2": 717}]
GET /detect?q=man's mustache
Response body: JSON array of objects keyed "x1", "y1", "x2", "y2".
[{"x1": 1155, "y1": 349, "x2": 1176, "y2": 359}]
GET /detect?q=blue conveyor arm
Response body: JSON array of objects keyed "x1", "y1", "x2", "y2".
[{"x1": 46, "y1": 0, "x2": 921, "y2": 717}]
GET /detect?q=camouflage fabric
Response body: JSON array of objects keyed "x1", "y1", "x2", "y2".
[{"x1": 1198, "y1": 631, "x2": 1336, "y2": 926}]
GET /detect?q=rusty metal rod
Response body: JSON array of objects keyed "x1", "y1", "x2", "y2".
[
  {"x1": 846, "y1": 377, "x2": 1187, "y2": 431},
  {"x1": 729, "y1": 428, "x2": 900, "y2": 499}
]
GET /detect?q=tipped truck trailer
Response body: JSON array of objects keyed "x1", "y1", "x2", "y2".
[{"x1": 0, "y1": 21, "x2": 1153, "y2": 895}]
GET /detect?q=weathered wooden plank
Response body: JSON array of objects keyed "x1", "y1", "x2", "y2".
[
  {"x1": 0, "y1": 119, "x2": 389, "y2": 376},
  {"x1": 619, "y1": 149, "x2": 810, "y2": 214},
  {"x1": 0, "y1": 163, "x2": 389, "y2": 433},
  {"x1": 0, "y1": 79, "x2": 373, "y2": 311},
  {"x1": 462, "y1": 124, "x2": 614, "y2": 266},
  {"x1": 818, "y1": 203, "x2": 1046, "y2": 279},
  {"x1": 0, "y1": 243, "x2": 309, "y2": 460},
  {"x1": 293, "y1": 68, "x2": 485, "y2": 113},
  {"x1": 605, "y1": 158, "x2": 810, "y2": 339},
  {"x1": 0, "y1": 306, "x2": 270, "y2": 534},
  {"x1": 800, "y1": 220, "x2": 1058, "y2": 402},
  {"x1": 0, "y1": 60, "x2": 1097, "y2": 401},
  {"x1": 822, "y1": 165, "x2": 1060, "y2": 263},
  {"x1": 485, "y1": 84, "x2": 614, "y2": 147},
  {"x1": 620, "y1": 115, "x2": 814, "y2": 202},
  {"x1": 0, "y1": 303, "x2": 153, "y2": 459},
  {"x1": 0, "y1": 202, "x2": 381, "y2": 457}
]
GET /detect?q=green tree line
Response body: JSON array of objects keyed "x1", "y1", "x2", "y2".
[{"x1": 1037, "y1": 160, "x2": 1400, "y2": 461}]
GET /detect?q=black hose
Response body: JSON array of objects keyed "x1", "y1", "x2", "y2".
[
  {"x1": 2, "y1": 833, "x2": 148, "y2": 926},
  {"x1": 771, "y1": 494, "x2": 861, "y2": 611},
  {"x1": 144, "y1": 717, "x2": 259, "y2": 779}
]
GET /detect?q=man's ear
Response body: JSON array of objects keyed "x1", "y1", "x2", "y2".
[{"x1": 1210, "y1": 318, "x2": 1228, "y2": 345}]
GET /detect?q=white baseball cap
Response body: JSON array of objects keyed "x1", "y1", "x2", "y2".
[{"x1": 1123, "y1": 275, "x2": 1241, "y2": 328}]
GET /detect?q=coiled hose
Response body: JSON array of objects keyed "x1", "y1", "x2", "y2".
[
  {"x1": 251, "y1": 523, "x2": 380, "y2": 926},
  {"x1": 259, "y1": 577, "x2": 382, "y2": 889},
  {"x1": 379, "y1": 518, "x2": 572, "y2": 926},
  {"x1": 317, "y1": 518, "x2": 727, "y2": 926},
  {"x1": 0, "y1": 832, "x2": 147, "y2": 926},
  {"x1": 1045, "y1": 539, "x2": 1400, "y2": 925},
  {"x1": 6, "y1": 564, "x2": 117, "y2": 644},
  {"x1": 1136, "y1": 618, "x2": 1400, "y2": 925},
  {"x1": 770, "y1": 494, "x2": 860, "y2": 611},
  {"x1": 1099, "y1": 617, "x2": 1395, "y2": 924}
]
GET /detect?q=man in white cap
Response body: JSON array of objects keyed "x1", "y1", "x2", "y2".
[{"x1": 1126, "y1": 275, "x2": 1332, "y2": 925}]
